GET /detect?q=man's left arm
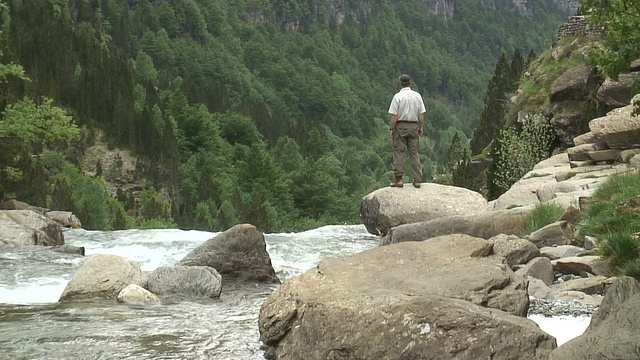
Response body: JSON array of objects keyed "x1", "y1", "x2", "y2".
[{"x1": 418, "y1": 112, "x2": 424, "y2": 136}]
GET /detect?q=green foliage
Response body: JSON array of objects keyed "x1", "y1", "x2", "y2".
[
  {"x1": 582, "y1": 0, "x2": 640, "y2": 80},
  {"x1": 107, "y1": 196, "x2": 130, "y2": 230},
  {"x1": 487, "y1": 116, "x2": 555, "y2": 199},
  {"x1": 523, "y1": 202, "x2": 565, "y2": 235},
  {"x1": 138, "y1": 186, "x2": 173, "y2": 223},
  {"x1": 582, "y1": 171, "x2": 640, "y2": 279},
  {"x1": 0, "y1": 0, "x2": 573, "y2": 232},
  {"x1": 137, "y1": 217, "x2": 177, "y2": 229},
  {"x1": 51, "y1": 163, "x2": 110, "y2": 230}
]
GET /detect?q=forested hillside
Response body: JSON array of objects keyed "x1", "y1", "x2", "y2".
[{"x1": 0, "y1": 0, "x2": 572, "y2": 231}]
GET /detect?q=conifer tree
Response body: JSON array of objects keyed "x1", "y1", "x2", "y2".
[{"x1": 470, "y1": 53, "x2": 510, "y2": 155}]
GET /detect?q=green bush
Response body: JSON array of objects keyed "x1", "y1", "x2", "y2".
[
  {"x1": 488, "y1": 117, "x2": 555, "y2": 199},
  {"x1": 583, "y1": 171, "x2": 640, "y2": 279},
  {"x1": 523, "y1": 202, "x2": 565, "y2": 235}
]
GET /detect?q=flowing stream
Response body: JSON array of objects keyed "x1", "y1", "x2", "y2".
[{"x1": 0, "y1": 225, "x2": 588, "y2": 359}]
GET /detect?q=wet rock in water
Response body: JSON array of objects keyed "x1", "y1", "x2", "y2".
[
  {"x1": 117, "y1": 284, "x2": 161, "y2": 305},
  {"x1": 51, "y1": 244, "x2": 85, "y2": 256},
  {"x1": 179, "y1": 224, "x2": 279, "y2": 284},
  {"x1": 146, "y1": 265, "x2": 222, "y2": 299},
  {"x1": 0, "y1": 210, "x2": 65, "y2": 246},
  {"x1": 59, "y1": 254, "x2": 145, "y2": 302}
]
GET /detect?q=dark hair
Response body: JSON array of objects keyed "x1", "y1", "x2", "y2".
[{"x1": 399, "y1": 74, "x2": 411, "y2": 87}]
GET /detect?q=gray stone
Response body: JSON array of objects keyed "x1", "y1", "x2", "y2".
[
  {"x1": 525, "y1": 221, "x2": 575, "y2": 248},
  {"x1": 146, "y1": 265, "x2": 222, "y2": 299},
  {"x1": 540, "y1": 245, "x2": 580, "y2": 260},
  {"x1": 45, "y1": 211, "x2": 82, "y2": 229},
  {"x1": 552, "y1": 256, "x2": 613, "y2": 276},
  {"x1": 491, "y1": 234, "x2": 540, "y2": 268},
  {"x1": 179, "y1": 224, "x2": 279, "y2": 284},
  {"x1": 551, "y1": 276, "x2": 609, "y2": 295},
  {"x1": 525, "y1": 257, "x2": 555, "y2": 286},
  {"x1": 381, "y1": 207, "x2": 532, "y2": 245},
  {"x1": 117, "y1": 284, "x2": 161, "y2": 305},
  {"x1": 0, "y1": 210, "x2": 64, "y2": 246},
  {"x1": 586, "y1": 149, "x2": 621, "y2": 162}
]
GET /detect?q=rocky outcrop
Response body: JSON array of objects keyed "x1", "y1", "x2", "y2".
[
  {"x1": 259, "y1": 234, "x2": 554, "y2": 359},
  {"x1": 117, "y1": 284, "x2": 162, "y2": 305},
  {"x1": 548, "y1": 277, "x2": 640, "y2": 359},
  {"x1": 59, "y1": 254, "x2": 145, "y2": 302},
  {"x1": 596, "y1": 72, "x2": 640, "y2": 107},
  {"x1": 146, "y1": 265, "x2": 222, "y2": 299},
  {"x1": 489, "y1": 152, "x2": 629, "y2": 211},
  {"x1": 549, "y1": 65, "x2": 601, "y2": 103},
  {"x1": 360, "y1": 183, "x2": 487, "y2": 237},
  {"x1": 0, "y1": 210, "x2": 64, "y2": 246},
  {"x1": 380, "y1": 206, "x2": 531, "y2": 245},
  {"x1": 45, "y1": 211, "x2": 82, "y2": 228},
  {"x1": 179, "y1": 224, "x2": 279, "y2": 284}
]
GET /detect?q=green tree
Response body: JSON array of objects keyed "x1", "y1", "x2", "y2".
[
  {"x1": 582, "y1": 0, "x2": 640, "y2": 80},
  {"x1": 0, "y1": 97, "x2": 79, "y2": 183}
]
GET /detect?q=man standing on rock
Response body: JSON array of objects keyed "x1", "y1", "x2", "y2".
[{"x1": 388, "y1": 74, "x2": 426, "y2": 188}]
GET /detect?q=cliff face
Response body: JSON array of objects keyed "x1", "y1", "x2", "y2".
[{"x1": 243, "y1": 0, "x2": 575, "y2": 31}]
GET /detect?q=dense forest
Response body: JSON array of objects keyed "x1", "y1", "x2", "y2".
[{"x1": 0, "y1": 0, "x2": 572, "y2": 231}]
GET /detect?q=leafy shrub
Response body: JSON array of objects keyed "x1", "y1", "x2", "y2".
[
  {"x1": 138, "y1": 186, "x2": 173, "y2": 222},
  {"x1": 523, "y1": 202, "x2": 565, "y2": 235},
  {"x1": 52, "y1": 163, "x2": 110, "y2": 230},
  {"x1": 488, "y1": 116, "x2": 555, "y2": 199}
]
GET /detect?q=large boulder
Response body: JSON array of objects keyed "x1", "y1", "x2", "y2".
[
  {"x1": 588, "y1": 276, "x2": 640, "y2": 330},
  {"x1": 548, "y1": 277, "x2": 640, "y2": 360},
  {"x1": 59, "y1": 254, "x2": 145, "y2": 302},
  {"x1": 381, "y1": 207, "x2": 531, "y2": 245},
  {"x1": 596, "y1": 72, "x2": 640, "y2": 108},
  {"x1": 589, "y1": 112, "x2": 640, "y2": 149},
  {"x1": 259, "y1": 235, "x2": 554, "y2": 360},
  {"x1": 146, "y1": 265, "x2": 222, "y2": 299},
  {"x1": 179, "y1": 224, "x2": 279, "y2": 284},
  {"x1": 0, "y1": 210, "x2": 64, "y2": 246},
  {"x1": 549, "y1": 65, "x2": 600, "y2": 102},
  {"x1": 360, "y1": 183, "x2": 487, "y2": 237}
]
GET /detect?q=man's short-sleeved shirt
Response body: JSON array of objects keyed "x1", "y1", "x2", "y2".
[{"x1": 388, "y1": 87, "x2": 426, "y2": 122}]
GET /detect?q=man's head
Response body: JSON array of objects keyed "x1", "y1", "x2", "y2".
[{"x1": 399, "y1": 74, "x2": 411, "y2": 87}]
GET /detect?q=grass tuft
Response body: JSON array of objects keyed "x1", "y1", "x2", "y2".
[
  {"x1": 583, "y1": 170, "x2": 640, "y2": 279},
  {"x1": 523, "y1": 202, "x2": 565, "y2": 235}
]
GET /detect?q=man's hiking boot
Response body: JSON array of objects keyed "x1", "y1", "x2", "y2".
[
  {"x1": 412, "y1": 181, "x2": 421, "y2": 188},
  {"x1": 389, "y1": 179, "x2": 404, "y2": 188}
]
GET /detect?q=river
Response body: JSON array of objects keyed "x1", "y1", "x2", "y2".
[{"x1": 0, "y1": 225, "x2": 588, "y2": 359}]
